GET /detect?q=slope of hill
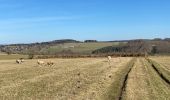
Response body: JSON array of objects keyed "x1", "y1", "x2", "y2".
[
  {"x1": 1, "y1": 39, "x2": 170, "y2": 56},
  {"x1": 0, "y1": 39, "x2": 122, "y2": 55}
]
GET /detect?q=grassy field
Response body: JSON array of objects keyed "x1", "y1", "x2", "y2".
[
  {"x1": 41, "y1": 42, "x2": 122, "y2": 54},
  {"x1": 122, "y1": 58, "x2": 170, "y2": 100},
  {"x1": 149, "y1": 56, "x2": 170, "y2": 83},
  {"x1": 0, "y1": 56, "x2": 169, "y2": 99},
  {"x1": 0, "y1": 57, "x2": 132, "y2": 100}
]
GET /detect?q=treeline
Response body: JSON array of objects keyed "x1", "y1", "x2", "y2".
[
  {"x1": 92, "y1": 39, "x2": 170, "y2": 55},
  {"x1": 92, "y1": 40, "x2": 150, "y2": 54}
]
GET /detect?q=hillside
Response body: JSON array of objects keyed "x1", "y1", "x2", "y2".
[
  {"x1": 1, "y1": 39, "x2": 170, "y2": 56},
  {"x1": 0, "y1": 39, "x2": 122, "y2": 55}
]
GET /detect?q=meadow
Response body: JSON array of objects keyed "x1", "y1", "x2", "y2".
[
  {"x1": 40, "y1": 42, "x2": 122, "y2": 54},
  {"x1": 0, "y1": 55, "x2": 169, "y2": 100}
]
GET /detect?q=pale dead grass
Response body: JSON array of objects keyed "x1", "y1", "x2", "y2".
[
  {"x1": 123, "y1": 58, "x2": 150, "y2": 100},
  {"x1": 0, "y1": 57, "x2": 131, "y2": 100},
  {"x1": 123, "y1": 58, "x2": 170, "y2": 100},
  {"x1": 151, "y1": 56, "x2": 170, "y2": 71},
  {"x1": 73, "y1": 57, "x2": 132, "y2": 100},
  {"x1": 150, "y1": 57, "x2": 170, "y2": 82}
]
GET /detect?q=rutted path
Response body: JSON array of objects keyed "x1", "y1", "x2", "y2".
[
  {"x1": 148, "y1": 58, "x2": 170, "y2": 84},
  {"x1": 0, "y1": 57, "x2": 169, "y2": 100},
  {"x1": 122, "y1": 58, "x2": 170, "y2": 100}
]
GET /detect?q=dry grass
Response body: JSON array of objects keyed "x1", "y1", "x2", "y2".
[
  {"x1": 0, "y1": 56, "x2": 169, "y2": 100},
  {"x1": 123, "y1": 58, "x2": 170, "y2": 100},
  {"x1": 150, "y1": 57, "x2": 170, "y2": 82},
  {"x1": 0, "y1": 57, "x2": 132, "y2": 100},
  {"x1": 150, "y1": 56, "x2": 170, "y2": 70}
]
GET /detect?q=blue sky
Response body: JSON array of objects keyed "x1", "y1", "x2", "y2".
[{"x1": 0, "y1": 0, "x2": 170, "y2": 44}]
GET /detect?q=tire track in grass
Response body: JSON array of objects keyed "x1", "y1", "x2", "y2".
[
  {"x1": 119, "y1": 59, "x2": 135, "y2": 100},
  {"x1": 123, "y1": 58, "x2": 170, "y2": 100},
  {"x1": 45, "y1": 58, "x2": 131, "y2": 100},
  {"x1": 73, "y1": 58, "x2": 132, "y2": 100},
  {"x1": 103, "y1": 58, "x2": 136, "y2": 100},
  {"x1": 122, "y1": 58, "x2": 152, "y2": 100},
  {"x1": 151, "y1": 57, "x2": 170, "y2": 71},
  {"x1": 143, "y1": 58, "x2": 170, "y2": 99},
  {"x1": 147, "y1": 59, "x2": 170, "y2": 85}
]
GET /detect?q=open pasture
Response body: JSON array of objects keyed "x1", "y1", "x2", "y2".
[
  {"x1": 0, "y1": 57, "x2": 169, "y2": 100},
  {"x1": 0, "y1": 57, "x2": 132, "y2": 100}
]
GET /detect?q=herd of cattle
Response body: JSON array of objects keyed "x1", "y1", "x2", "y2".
[
  {"x1": 16, "y1": 58, "x2": 54, "y2": 66},
  {"x1": 16, "y1": 56, "x2": 113, "y2": 66}
]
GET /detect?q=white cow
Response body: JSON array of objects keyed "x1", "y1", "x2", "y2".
[
  {"x1": 16, "y1": 59, "x2": 22, "y2": 64},
  {"x1": 37, "y1": 60, "x2": 45, "y2": 65},
  {"x1": 107, "y1": 56, "x2": 112, "y2": 65}
]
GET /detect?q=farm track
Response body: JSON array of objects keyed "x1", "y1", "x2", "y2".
[
  {"x1": 123, "y1": 58, "x2": 170, "y2": 100},
  {"x1": 0, "y1": 58, "x2": 132, "y2": 100},
  {"x1": 0, "y1": 57, "x2": 169, "y2": 100},
  {"x1": 147, "y1": 59, "x2": 170, "y2": 84},
  {"x1": 151, "y1": 57, "x2": 170, "y2": 71},
  {"x1": 103, "y1": 58, "x2": 136, "y2": 100},
  {"x1": 148, "y1": 58, "x2": 170, "y2": 84},
  {"x1": 118, "y1": 58, "x2": 135, "y2": 100}
]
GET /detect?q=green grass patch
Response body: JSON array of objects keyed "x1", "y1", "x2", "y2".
[{"x1": 43, "y1": 42, "x2": 122, "y2": 54}]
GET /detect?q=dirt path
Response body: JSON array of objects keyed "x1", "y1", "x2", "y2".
[{"x1": 123, "y1": 58, "x2": 170, "y2": 100}]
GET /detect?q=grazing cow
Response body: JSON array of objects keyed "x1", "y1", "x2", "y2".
[
  {"x1": 46, "y1": 61, "x2": 54, "y2": 66},
  {"x1": 107, "y1": 56, "x2": 112, "y2": 62},
  {"x1": 107, "y1": 56, "x2": 112, "y2": 65},
  {"x1": 20, "y1": 58, "x2": 25, "y2": 62},
  {"x1": 37, "y1": 60, "x2": 45, "y2": 65},
  {"x1": 16, "y1": 59, "x2": 22, "y2": 64}
]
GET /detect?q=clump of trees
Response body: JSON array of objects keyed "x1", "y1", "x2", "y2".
[
  {"x1": 92, "y1": 40, "x2": 151, "y2": 55},
  {"x1": 84, "y1": 40, "x2": 98, "y2": 43},
  {"x1": 151, "y1": 45, "x2": 157, "y2": 55}
]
